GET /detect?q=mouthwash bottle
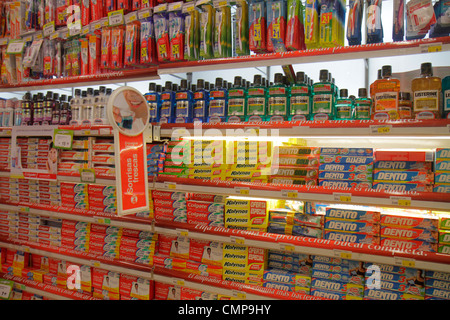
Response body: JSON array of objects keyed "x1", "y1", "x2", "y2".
[
  {"x1": 51, "y1": 94, "x2": 61, "y2": 125},
  {"x1": 371, "y1": 65, "x2": 400, "y2": 120},
  {"x1": 411, "y1": 62, "x2": 442, "y2": 119},
  {"x1": 22, "y1": 92, "x2": 33, "y2": 125},
  {"x1": 33, "y1": 92, "x2": 44, "y2": 125},
  {"x1": 159, "y1": 81, "x2": 176, "y2": 123},
  {"x1": 42, "y1": 91, "x2": 54, "y2": 125},
  {"x1": 289, "y1": 71, "x2": 311, "y2": 121},
  {"x1": 354, "y1": 88, "x2": 372, "y2": 120},
  {"x1": 398, "y1": 92, "x2": 412, "y2": 119},
  {"x1": 268, "y1": 73, "x2": 290, "y2": 122},
  {"x1": 443, "y1": 76, "x2": 450, "y2": 119},
  {"x1": 312, "y1": 69, "x2": 335, "y2": 121},
  {"x1": 60, "y1": 95, "x2": 70, "y2": 125},
  {"x1": 208, "y1": 77, "x2": 228, "y2": 123},
  {"x1": 246, "y1": 74, "x2": 267, "y2": 121},
  {"x1": 146, "y1": 83, "x2": 160, "y2": 123},
  {"x1": 335, "y1": 89, "x2": 353, "y2": 120},
  {"x1": 227, "y1": 76, "x2": 247, "y2": 123},
  {"x1": 81, "y1": 88, "x2": 94, "y2": 125},
  {"x1": 69, "y1": 89, "x2": 82, "y2": 125},
  {"x1": 193, "y1": 79, "x2": 209, "y2": 122},
  {"x1": 175, "y1": 79, "x2": 194, "y2": 123}
]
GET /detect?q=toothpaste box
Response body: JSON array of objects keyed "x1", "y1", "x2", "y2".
[
  {"x1": 435, "y1": 172, "x2": 450, "y2": 184},
  {"x1": 151, "y1": 190, "x2": 186, "y2": 201},
  {"x1": 271, "y1": 167, "x2": 319, "y2": 178},
  {"x1": 374, "y1": 170, "x2": 434, "y2": 183},
  {"x1": 426, "y1": 270, "x2": 450, "y2": 281},
  {"x1": 186, "y1": 210, "x2": 224, "y2": 222},
  {"x1": 425, "y1": 287, "x2": 450, "y2": 299},
  {"x1": 381, "y1": 226, "x2": 438, "y2": 243},
  {"x1": 377, "y1": 280, "x2": 425, "y2": 297},
  {"x1": 153, "y1": 198, "x2": 187, "y2": 209},
  {"x1": 154, "y1": 206, "x2": 187, "y2": 217},
  {"x1": 320, "y1": 148, "x2": 374, "y2": 156},
  {"x1": 188, "y1": 193, "x2": 225, "y2": 203},
  {"x1": 221, "y1": 269, "x2": 264, "y2": 284},
  {"x1": 222, "y1": 244, "x2": 266, "y2": 272},
  {"x1": 375, "y1": 150, "x2": 434, "y2": 162},
  {"x1": 435, "y1": 159, "x2": 450, "y2": 172},
  {"x1": 380, "y1": 212, "x2": 439, "y2": 231},
  {"x1": 60, "y1": 182, "x2": 88, "y2": 194},
  {"x1": 276, "y1": 146, "x2": 320, "y2": 156},
  {"x1": 275, "y1": 155, "x2": 320, "y2": 167},
  {"x1": 262, "y1": 280, "x2": 297, "y2": 292},
  {"x1": 434, "y1": 184, "x2": 450, "y2": 193},
  {"x1": 310, "y1": 288, "x2": 347, "y2": 300},
  {"x1": 372, "y1": 181, "x2": 433, "y2": 192},
  {"x1": 269, "y1": 177, "x2": 317, "y2": 185},
  {"x1": 319, "y1": 171, "x2": 372, "y2": 181},
  {"x1": 440, "y1": 230, "x2": 450, "y2": 244},
  {"x1": 88, "y1": 184, "x2": 116, "y2": 197},
  {"x1": 319, "y1": 163, "x2": 373, "y2": 173},
  {"x1": 438, "y1": 244, "x2": 450, "y2": 254},
  {"x1": 188, "y1": 239, "x2": 223, "y2": 266},
  {"x1": 224, "y1": 199, "x2": 268, "y2": 229},
  {"x1": 311, "y1": 278, "x2": 347, "y2": 293},
  {"x1": 324, "y1": 219, "x2": 380, "y2": 234},
  {"x1": 268, "y1": 222, "x2": 323, "y2": 238},
  {"x1": 90, "y1": 224, "x2": 121, "y2": 235},
  {"x1": 318, "y1": 180, "x2": 373, "y2": 189},
  {"x1": 374, "y1": 161, "x2": 433, "y2": 171},
  {"x1": 312, "y1": 262, "x2": 350, "y2": 274},
  {"x1": 186, "y1": 200, "x2": 224, "y2": 213},
  {"x1": 154, "y1": 282, "x2": 179, "y2": 300},
  {"x1": 436, "y1": 148, "x2": 450, "y2": 159},
  {"x1": 262, "y1": 269, "x2": 311, "y2": 286},
  {"x1": 380, "y1": 237, "x2": 437, "y2": 252},
  {"x1": 320, "y1": 155, "x2": 374, "y2": 165},
  {"x1": 325, "y1": 207, "x2": 381, "y2": 223},
  {"x1": 364, "y1": 288, "x2": 424, "y2": 300},
  {"x1": 323, "y1": 230, "x2": 380, "y2": 244},
  {"x1": 425, "y1": 278, "x2": 450, "y2": 290}
]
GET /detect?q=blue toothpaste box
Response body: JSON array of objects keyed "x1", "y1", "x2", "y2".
[
  {"x1": 319, "y1": 171, "x2": 372, "y2": 181},
  {"x1": 435, "y1": 172, "x2": 450, "y2": 184},
  {"x1": 373, "y1": 170, "x2": 434, "y2": 183},
  {"x1": 435, "y1": 159, "x2": 450, "y2": 171},
  {"x1": 425, "y1": 287, "x2": 450, "y2": 299},
  {"x1": 323, "y1": 230, "x2": 380, "y2": 244},
  {"x1": 311, "y1": 278, "x2": 347, "y2": 293},
  {"x1": 325, "y1": 207, "x2": 381, "y2": 223},
  {"x1": 310, "y1": 288, "x2": 347, "y2": 300},
  {"x1": 372, "y1": 182, "x2": 433, "y2": 192},
  {"x1": 318, "y1": 180, "x2": 373, "y2": 189},
  {"x1": 364, "y1": 288, "x2": 424, "y2": 300},
  {"x1": 320, "y1": 155, "x2": 374, "y2": 165},
  {"x1": 425, "y1": 278, "x2": 450, "y2": 290},
  {"x1": 433, "y1": 184, "x2": 450, "y2": 193},
  {"x1": 374, "y1": 160, "x2": 433, "y2": 171},
  {"x1": 435, "y1": 148, "x2": 450, "y2": 159},
  {"x1": 425, "y1": 270, "x2": 450, "y2": 281},
  {"x1": 319, "y1": 148, "x2": 373, "y2": 156},
  {"x1": 324, "y1": 219, "x2": 380, "y2": 235},
  {"x1": 319, "y1": 163, "x2": 373, "y2": 173}
]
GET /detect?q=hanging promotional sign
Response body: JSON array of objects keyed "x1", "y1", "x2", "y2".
[{"x1": 107, "y1": 86, "x2": 150, "y2": 216}]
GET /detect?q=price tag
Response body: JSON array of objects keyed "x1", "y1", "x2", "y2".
[
  {"x1": 234, "y1": 187, "x2": 249, "y2": 195},
  {"x1": 124, "y1": 11, "x2": 138, "y2": 24},
  {"x1": 18, "y1": 206, "x2": 30, "y2": 212},
  {"x1": 164, "y1": 182, "x2": 177, "y2": 190},
  {"x1": 138, "y1": 8, "x2": 151, "y2": 19},
  {"x1": 334, "y1": 250, "x2": 352, "y2": 259},
  {"x1": 172, "y1": 278, "x2": 185, "y2": 286},
  {"x1": 232, "y1": 290, "x2": 246, "y2": 299},
  {"x1": 394, "y1": 257, "x2": 415, "y2": 268},
  {"x1": 281, "y1": 190, "x2": 298, "y2": 199},
  {"x1": 370, "y1": 125, "x2": 392, "y2": 134},
  {"x1": 95, "y1": 217, "x2": 111, "y2": 225},
  {"x1": 6, "y1": 40, "x2": 25, "y2": 54},
  {"x1": 420, "y1": 43, "x2": 442, "y2": 53},
  {"x1": 108, "y1": 9, "x2": 124, "y2": 26},
  {"x1": 82, "y1": 25, "x2": 90, "y2": 35},
  {"x1": 0, "y1": 38, "x2": 9, "y2": 46},
  {"x1": 279, "y1": 243, "x2": 295, "y2": 252},
  {"x1": 68, "y1": 20, "x2": 82, "y2": 36},
  {"x1": 168, "y1": 1, "x2": 183, "y2": 11},
  {"x1": 90, "y1": 260, "x2": 102, "y2": 268},
  {"x1": 154, "y1": 3, "x2": 168, "y2": 13},
  {"x1": 230, "y1": 236, "x2": 245, "y2": 245},
  {"x1": 43, "y1": 21, "x2": 56, "y2": 37},
  {"x1": 333, "y1": 193, "x2": 352, "y2": 202},
  {"x1": 50, "y1": 32, "x2": 59, "y2": 40},
  {"x1": 176, "y1": 229, "x2": 189, "y2": 237},
  {"x1": 0, "y1": 280, "x2": 14, "y2": 300},
  {"x1": 390, "y1": 196, "x2": 411, "y2": 207},
  {"x1": 53, "y1": 129, "x2": 74, "y2": 150}
]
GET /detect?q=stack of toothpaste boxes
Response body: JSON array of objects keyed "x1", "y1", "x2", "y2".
[
  {"x1": 372, "y1": 150, "x2": 434, "y2": 192},
  {"x1": 88, "y1": 184, "x2": 117, "y2": 214},
  {"x1": 88, "y1": 224, "x2": 122, "y2": 260},
  {"x1": 318, "y1": 148, "x2": 374, "y2": 189},
  {"x1": 61, "y1": 220, "x2": 90, "y2": 253},
  {"x1": 118, "y1": 228, "x2": 157, "y2": 266},
  {"x1": 263, "y1": 250, "x2": 313, "y2": 295},
  {"x1": 0, "y1": 137, "x2": 10, "y2": 171},
  {"x1": 92, "y1": 265, "x2": 121, "y2": 299},
  {"x1": 380, "y1": 209, "x2": 439, "y2": 253},
  {"x1": 60, "y1": 182, "x2": 89, "y2": 210},
  {"x1": 323, "y1": 205, "x2": 381, "y2": 245},
  {"x1": 268, "y1": 200, "x2": 324, "y2": 238},
  {"x1": 58, "y1": 137, "x2": 90, "y2": 175},
  {"x1": 152, "y1": 190, "x2": 187, "y2": 223},
  {"x1": 438, "y1": 214, "x2": 450, "y2": 254},
  {"x1": 91, "y1": 137, "x2": 116, "y2": 177},
  {"x1": 186, "y1": 193, "x2": 225, "y2": 227},
  {"x1": 224, "y1": 198, "x2": 269, "y2": 232},
  {"x1": 270, "y1": 145, "x2": 319, "y2": 186},
  {"x1": 364, "y1": 263, "x2": 426, "y2": 300},
  {"x1": 434, "y1": 148, "x2": 450, "y2": 193},
  {"x1": 425, "y1": 270, "x2": 450, "y2": 300},
  {"x1": 146, "y1": 143, "x2": 166, "y2": 178},
  {"x1": 17, "y1": 137, "x2": 51, "y2": 172},
  {"x1": 310, "y1": 255, "x2": 367, "y2": 300}
]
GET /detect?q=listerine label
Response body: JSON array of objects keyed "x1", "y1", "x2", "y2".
[
  {"x1": 313, "y1": 94, "x2": 332, "y2": 113},
  {"x1": 228, "y1": 89, "x2": 245, "y2": 97},
  {"x1": 160, "y1": 101, "x2": 172, "y2": 117},
  {"x1": 445, "y1": 90, "x2": 450, "y2": 111},
  {"x1": 335, "y1": 99, "x2": 352, "y2": 119},
  {"x1": 313, "y1": 84, "x2": 332, "y2": 93},
  {"x1": 290, "y1": 96, "x2": 309, "y2": 114},
  {"x1": 374, "y1": 92, "x2": 398, "y2": 111},
  {"x1": 247, "y1": 97, "x2": 266, "y2": 115},
  {"x1": 413, "y1": 90, "x2": 439, "y2": 111},
  {"x1": 269, "y1": 87, "x2": 286, "y2": 95},
  {"x1": 291, "y1": 86, "x2": 309, "y2": 94},
  {"x1": 175, "y1": 101, "x2": 188, "y2": 117},
  {"x1": 149, "y1": 103, "x2": 158, "y2": 118},
  {"x1": 354, "y1": 101, "x2": 371, "y2": 119},
  {"x1": 248, "y1": 87, "x2": 265, "y2": 95},
  {"x1": 209, "y1": 99, "x2": 226, "y2": 116},
  {"x1": 194, "y1": 100, "x2": 206, "y2": 117},
  {"x1": 228, "y1": 98, "x2": 245, "y2": 115},
  {"x1": 268, "y1": 96, "x2": 287, "y2": 115}
]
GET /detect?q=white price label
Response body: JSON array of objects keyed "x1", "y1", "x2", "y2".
[
  {"x1": 6, "y1": 40, "x2": 25, "y2": 54},
  {"x1": 0, "y1": 283, "x2": 12, "y2": 299},
  {"x1": 279, "y1": 243, "x2": 295, "y2": 252},
  {"x1": 164, "y1": 182, "x2": 177, "y2": 190},
  {"x1": 333, "y1": 250, "x2": 353, "y2": 259},
  {"x1": 54, "y1": 134, "x2": 72, "y2": 149},
  {"x1": 230, "y1": 236, "x2": 245, "y2": 245},
  {"x1": 394, "y1": 257, "x2": 416, "y2": 268},
  {"x1": 138, "y1": 8, "x2": 151, "y2": 20},
  {"x1": 232, "y1": 290, "x2": 246, "y2": 299},
  {"x1": 281, "y1": 190, "x2": 298, "y2": 199},
  {"x1": 234, "y1": 187, "x2": 249, "y2": 195},
  {"x1": 333, "y1": 193, "x2": 352, "y2": 202},
  {"x1": 124, "y1": 12, "x2": 138, "y2": 24},
  {"x1": 108, "y1": 9, "x2": 124, "y2": 26},
  {"x1": 0, "y1": 38, "x2": 9, "y2": 46},
  {"x1": 176, "y1": 229, "x2": 189, "y2": 237},
  {"x1": 390, "y1": 196, "x2": 411, "y2": 207},
  {"x1": 80, "y1": 169, "x2": 96, "y2": 183},
  {"x1": 43, "y1": 21, "x2": 55, "y2": 37},
  {"x1": 370, "y1": 125, "x2": 392, "y2": 134},
  {"x1": 172, "y1": 278, "x2": 185, "y2": 286}
]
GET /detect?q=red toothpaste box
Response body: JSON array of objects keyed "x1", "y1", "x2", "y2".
[
  {"x1": 119, "y1": 274, "x2": 154, "y2": 300},
  {"x1": 92, "y1": 287, "x2": 120, "y2": 300},
  {"x1": 151, "y1": 190, "x2": 186, "y2": 201},
  {"x1": 380, "y1": 212, "x2": 439, "y2": 231},
  {"x1": 157, "y1": 234, "x2": 177, "y2": 255},
  {"x1": 380, "y1": 237, "x2": 437, "y2": 252},
  {"x1": 90, "y1": 224, "x2": 122, "y2": 235},
  {"x1": 189, "y1": 239, "x2": 223, "y2": 266},
  {"x1": 92, "y1": 267, "x2": 120, "y2": 293},
  {"x1": 374, "y1": 150, "x2": 434, "y2": 162},
  {"x1": 154, "y1": 281, "x2": 178, "y2": 300}
]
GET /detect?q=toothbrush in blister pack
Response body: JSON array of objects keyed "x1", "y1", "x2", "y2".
[
  {"x1": 405, "y1": 0, "x2": 436, "y2": 40},
  {"x1": 154, "y1": 12, "x2": 170, "y2": 62},
  {"x1": 169, "y1": 10, "x2": 185, "y2": 62},
  {"x1": 125, "y1": 21, "x2": 140, "y2": 67},
  {"x1": 347, "y1": 0, "x2": 363, "y2": 45},
  {"x1": 249, "y1": 0, "x2": 267, "y2": 53},
  {"x1": 366, "y1": 0, "x2": 383, "y2": 43},
  {"x1": 140, "y1": 16, "x2": 157, "y2": 65}
]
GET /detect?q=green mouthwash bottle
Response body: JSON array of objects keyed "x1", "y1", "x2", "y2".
[
  {"x1": 268, "y1": 73, "x2": 290, "y2": 122},
  {"x1": 335, "y1": 89, "x2": 353, "y2": 120},
  {"x1": 312, "y1": 69, "x2": 335, "y2": 121},
  {"x1": 354, "y1": 88, "x2": 372, "y2": 120},
  {"x1": 289, "y1": 71, "x2": 311, "y2": 121},
  {"x1": 227, "y1": 76, "x2": 247, "y2": 122},
  {"x1": 246, "y1": 74, "x2": 268, "y2": 122}
]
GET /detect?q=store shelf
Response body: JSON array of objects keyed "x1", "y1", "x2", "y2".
[
  {"x1": 154, "y1": 176, "x2": 450, "y2": 211},
  {"x1": 0, "y1": 67, "x2": 159, "y2": 92},
  {"x1": 11, "y1": 281, "x2": 73, "y2": 300},
  {"x1": 160, "y1": 119, "x2": 450, "y2": 138},
  {"x1": 158, "y1": 37, "x2": 450, "y2": 75}
]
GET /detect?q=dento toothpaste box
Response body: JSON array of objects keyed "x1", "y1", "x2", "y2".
[
  {"x1": 271, "y1": 167, "x2": 318, "y2": 178},
  {"x1": 324, "y1": 219, "x2": 380, "y2": 235},
  {"x1": 425, "y1": 278, "x2": 450, "y2": 291},
  {"x1": 310, "y1": 288, "x2": 347, "y2": 300},
  {"x1": 372, "y1": 182, "x2": 433, "y2": 192},
  {"x1": 433, "y1": 184, "x2": 450, "y2": 193},
  {"x1": 311, "y1": 278, "x2": 348, "y2": 294},
  {"x1": 381, "y1": 226, "x2": 438, "y2": 243},
  {"x1": 275, "y1": 155, "x2": 320, "y2": 167},
  {"x1": 269, "y1": 177, "x2": 318, "y2": 185},
  {"x1": 323, "y1": 230, "x2": 380, "y2": 244},
  {"x1": 380, "y1": 212, "x2": 439, "y2": 231},
  {"x1": 425, "y1": 287, "x2": 450, "y2": 299},
  {"x1": 319, "y1": 163, "x2": 373, "y2": 173},
  {"x1": 375, "y1": 160, "x2": 433, "y2": 171},
  {"x1": 435, "y1": 148, "x2": 450, "y2": 160},
  {"x1": 313, "y1": 262, "x2": 349, "y2": 274},
  {"x1": 320, "y1": 148, "x2": 373, "y2": 156},
  {"x1": 374, "y1": 170, "x2": 434, "y2": 183},
  {"x1": 325, "y1": 207, "x2": 380, "y2": 223},
  {"x1": 364, "y1": 288, "x2": 424, "y2": 300},
  {"x1": 320, "y1": 155, "x2": 374, "y2": 165},
  {"x1": 318, "y1": 180, "x2": 373, "y2": 189},
  {"x1": 435, "y1": 172, "x2": 450, "y2": 184},
  {"x1": 262, "y1": 269, "x2": 311, "y2": 286},
  {"x1": 319, "y1": 171, "x2": 372, "y2": 181},
  {"x1": 435, "y1": 159, "x2": 450, "y2": 171},
  {"x1": 380, "y1": 237, "x2": 437, "y2": 252},
  {"x1": 276, "y1": 146, "x2": 320, "y2": 156}
]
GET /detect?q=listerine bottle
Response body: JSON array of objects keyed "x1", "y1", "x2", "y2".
[
  {"x1": 443, "y1": 75, "x2": 450, "y2": 119},
  {"x1": 371, "y1": 65, "x2": 400, "y2": 120},
  {"x1": 159, "y1": 81, "x2": 176, "y2": 123},
  {"x1": 268, "y1": 73, "x2": 289, "y2": 122},
  {"x1": 335, "y1": 89, "x2": 353, "y2": 120},
  {"x1": 411, "y1": 62, "x2": 442, "y2": 119},
  {"x1": 312, "y1": 69, "x2": 335, "y2": 121},
  {"x1": 398, "y1": 92, "x2": 412, "y2": 119},
  {"x1": 208, "y1": 77, "x2": 228, "y2": 123},
  {"x1": 246, "y1": 74, "x2": 267, "y2": 121},
  {"x1": 175, "y1": 79, "x2": 194, "y2": 123},
  {"x1": 42, "y1": 91, "x2": 54, "y2": 125},
  {"x1": 33, "y1": 92, "x2": 44, "y2": 125},
  {"x1": 289, "y1": 71, "x2": 311, "y2": 121},
  {"x1": 354, "y1": 88, "x2": 372, "y2": 120},
  {"x1": 193, "y1": 79, "x2": 209, "y2": 122},
  {"x1": 146, "y1": 83, "x2": 160, "y2": 123},
  {"x1": 227, "y1": 76, "x2": 247, "y2": 122}
]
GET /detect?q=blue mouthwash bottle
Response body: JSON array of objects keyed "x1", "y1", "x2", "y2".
[
  {"x1": 335, "y1": 88, "x2": 353, "y2": 120},
  {"x1": 246, "y1": 74, "x2": 268, "y2": 121},
  {"x1": 227, "y1": 76, "x2": 247, "y2": 123},
  {"x1": 443, "y1": 76, "x2": 450, "y2": 119},
  {"x1": 268, "y1": 73, "x2": 290, "y2": 122},
  {"x1": 312, "y1": 69, "x2": 335, "y2": 121},
  {"x1": 193, "y1": 79, "x2": 209, "y2": 122},
  {"x1": 354, "y1": 88, "x2": 372, "y2": 120},
  {"x1": 159, "y1": 81, "x2": 176, "y2": 123},
  {"x1": 146, "y1": 82, "x2": 160, "y2": 123},
  {"x1": 289, "y1": 71, "x2": 311, "y2": 121},
  {"x1": 208, "y1": 77, "x2": 228, "y2": 123},
  {"x1": 175, "y1": 79, "x2": 194, "y2": 123}
]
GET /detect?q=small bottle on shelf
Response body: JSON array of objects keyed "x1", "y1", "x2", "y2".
[
  {"x1": 81, "y1": 88, "x2": 94, "y2": 125},
  {"x1": 398, "y1": 92, "x2": 412, "y2": 119},
  {"x1": 193, "y1": 79, "x2": 209, "y2": 123},
  {"x1": 246, "y1": 74, "x2": 267, "y2": 122},
  {"x1": 371, "y1": 65, "x2": 400, "y2": 120},
  {"x1": 353, "y1": 88, "x2": 372, "y2": 120},
  {"x1": 208, "y1": 77, "x2": 228, "y2": 123},
  {"x1": 146, "y1": 83, "x2": 160, "y2": 123},
  {"x1": 267, "y1": 73, "x2": 290, "y2": 122},
  {"x1": 59, "y1": 95, "x2": 70, "y2": 125},
  {"x1": 335, "y1": 88, "x2": 353, "y2": 120},
  {"x1": 69, "y1": 89, "x2": 82, "y2": 125},
  {"x1": 51, "y1": 93, "x2": 60, "y2": 125},
  {"x1": 42, "y1": 91, "x2": 54, "y2": 125},
  {"x1": 175, "y1": 79, "x2": 194, "y2": 123},
  {"x1": 33, "y1": 92, "x2": 44, "y2": 125},
  {"x1": 159, "y1": 81, "x2": 176, "y2": 124},
  {"x1": 312, "y1": 69, "x2": 335, "y2": 121},
  {"x1": 227, "y1": 76, "x2": 247, "y2": 123},
  {"x1": 411, "y1": 62, "x2": 442, "y2": 119},
  {"x1": 289, "y1": 71, "x2": 311, "y2": 121}
]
